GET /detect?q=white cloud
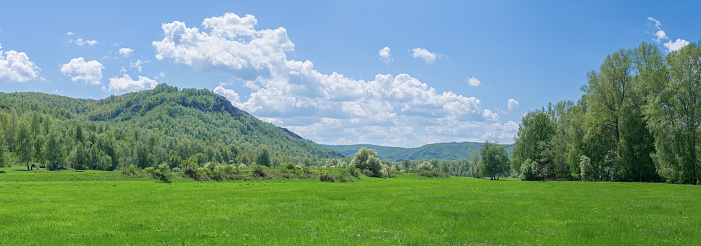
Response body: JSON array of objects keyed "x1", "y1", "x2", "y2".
[
  {"x1": 71, "y1": 38, "x2": 99, "y2": 46},
  {"x1": 411, "y1": 48, "x2": 437, "y2": 64},
  {"x1": 213, "y1": 84, "x2": 243, "y2": 108},
  {"x1": 153, "y1": 12, "x2": 293, "y2": 79},
  {"x1": 159, "y1": 13, "x2": 514, "y2": 146},
  {"x1": 118, "y1": 48, "x2": 133, "y2": 57},
  {"x1": 466, "y1": 77, "x2": 481, "y2": 87},
  {"x1": 663, "y1": 39, "x2": 690, "y2": 52},
  {"x1": 130, "y1": 59, "x2": 149, "y2": 72},
  {"x1": 60, "y1": 57, "x2": 103, "y2": 85},
  {"x1": 507, "y1": 99, "x2": 519, "y2": 111},
  {"x1": 379, "y1": 47, "x2": 392, "y2": 64},
  {"x1": 108, "y1": 74, "x2": 157, "y2": 94},
  {"x1": 67, "y1": 32, "x2": 75, "y2": 36},
  {"x1": 0, "y1": 43, "x2": 41, "y2": 82},
  {"x1": 647, "y1": 17, "x2": 689, "y2": 52}
]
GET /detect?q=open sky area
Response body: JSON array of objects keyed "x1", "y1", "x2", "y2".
[{"x1": 1, "y1": 1, "x2": 700, "y2": 147}]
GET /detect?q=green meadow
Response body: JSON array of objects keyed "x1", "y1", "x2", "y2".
[{"x1": 1, "y1": 166, "x2": 699, "y2": 245}]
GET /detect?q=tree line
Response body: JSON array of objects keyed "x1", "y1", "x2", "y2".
[{"x1": 512, "y1": 41, "x2": 701, "y2": 184}]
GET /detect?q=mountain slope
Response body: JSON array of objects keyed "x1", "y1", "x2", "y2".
[
  {"x1": 324, "y1": 142, "x2": 514, "y2": 161},
  {"x1": 0, "y1": 84, "x2": 342, "y2": 161}
]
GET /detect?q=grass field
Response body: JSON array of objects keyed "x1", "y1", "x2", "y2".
[{"x1": 1, "y1": 166, "x2": 699, "y2": 245}]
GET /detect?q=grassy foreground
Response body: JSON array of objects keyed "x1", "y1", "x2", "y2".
[{"x1": 1, "y1": 167, "x2": 699, "y2": 245}]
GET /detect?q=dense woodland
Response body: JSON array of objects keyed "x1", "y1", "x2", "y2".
[
  {"x1": 0, "y1": 84, "x2": 342, "y2": 172},
  {"x1": 512, "y1": 41, "x2": 701, "y2": 184}
]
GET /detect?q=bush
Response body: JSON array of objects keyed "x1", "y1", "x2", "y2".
[
  {"x1": 180, "y1": 160, "x2": 199, "y2": 178},
  {"x1": 121, "y1": 165, "x2": 138, "y2": 175},
  {"x1": 518, "y1": 159, "x2": 540, "y2": 181},
  {"x1": 418, "y1": 169, "x2": 449, "y2": 178},
  {"x1": 347, "y1": 165, "x2": 360, "y2": 178},
  {"x1": 319, "y1": 170, "x2": 336, "y2": 182},
  {"x1": 252, "y1": 165, "x2": 267, "y2": 177},
  {"x1": 284, "y1": 162, "x2": 298, "y2": 171},
  {"x1": 580, "y1": 155, "x2": 594, "y2": 181},
  {"x1": 194, "y1": 168, "x2": 212, "y2": 181},
  {"x1": 382, "y1": 167, "x2": 397, "y2": 178},
  {"x1": 145, "y1": 166, "x2": 173, "y2": 183}
]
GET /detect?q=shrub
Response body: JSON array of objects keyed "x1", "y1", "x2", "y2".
[
  {"x1": 205, "y1": 161, "x2": 220, "y2": 171},
  {"x1": 121, "y1": 165, "x2": 138, "y2": 175},
  {"x1": 252, "y1": 165, "x2": 267, "y2": 177},
  {"x1": 319, "y1": 170, "x2": 336, "y2": 182},
  {"x1": 383, "y1": 167, "x2": 396, "y2": 178},
  {"x1": 580, "y1": 155, "x2": 594, "y2": 181},
  {"x1": 171, "y1": 167, "x2": 182, "y2": 173},
  {"x1": 347, "y1": 165, "x2": 360, "y2": 178},
  {"x1": 180, "y1": 160, "x2": 199, "y2": 178},
  {"x1": 146, "y1": 165, "x2": 173, "y2": 183},
  {"x1": 418, "y1": 169, "x2": 449, "y2": 178},
  {"x1": 518, "y1": 159, "x2": 540, "y2": 181},
  {"x1": 284, "y1": 162, "x2": 297, "y2": 171},
  {"x1": 417, "y1": 161, "x2": 433, "y2": 171},
  {"x1": 194, "y1": 168, "x2": 212, "y2": 181}
]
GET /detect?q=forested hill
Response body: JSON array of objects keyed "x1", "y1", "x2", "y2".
[
  {"x1": 324, "y1": 142, "x2": 514, "y2": 161},
  {"x1": 0, "y1": 84, "x2": 342, "y2": 170}
]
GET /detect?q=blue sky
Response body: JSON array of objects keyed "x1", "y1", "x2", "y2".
[{"x1": 1, "y1": 1, "x2": 699, "y2": 147}]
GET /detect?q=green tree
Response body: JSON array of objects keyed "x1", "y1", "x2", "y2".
[
  {"x1": 256, "y1": 149, "x2": 271, "y2": 167},
  {"x1": 469, "y1": 150, "x2": 480, "y2": 178},
  {"x1": 16, "y1": 121, "x2": 34, "y2": 170},
  {"x1": 0, "y1": 126, "x2": 6, "y2": 167},
  {"x1": 479, "y1": 141, "x2": 510, "y2": 180},
  {"x1": 43, "y1": 129, "x2": 63, "y2": 170},
  {"x1": 351, "y1": 147, "x2": 381, "y2": 177},
  {"x1": 512, "y1": 110, "x2": 555, "y2": 178},
  {"x1": 645, "y1": 41, "x2": 701, "y2": 183}
]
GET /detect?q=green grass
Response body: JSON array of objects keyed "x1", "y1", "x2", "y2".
[{"x1": 1, "y1": 166, "x2": 699, "y2": 245}]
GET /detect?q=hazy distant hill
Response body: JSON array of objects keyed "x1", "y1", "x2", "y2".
[{"x1": 324, "y1": 142, "x2": 514, "y2": 161}]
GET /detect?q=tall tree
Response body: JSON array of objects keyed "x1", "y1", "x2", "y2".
[
  {"x1": 0, "y1": 126, "x2": 6, "y2": 167},
  {"x1": 479, "y1": 141, "x2": 510, "y2": 180},
  {"x1": 43, "y1": 129, "x2": 63, "y2": 170},
  {"x1": 645, "y1": 41, "x2": 701, "y2": 183},
  {"x1": 16, "y1": 121, "x2": 34, "y2": 170},
  {"x1": 512, "y1": 110, "x2": 555, "y2": 177}
]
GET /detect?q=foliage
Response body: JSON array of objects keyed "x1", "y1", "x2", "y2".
[
  {"x1": 0, "y1": 84, "x2": 343, "y2": 174},
  {"x1": 479, "y1": 141, "x2": 510, "y2": 180},
  {"x1": 324, "y1": 142, "x2": 513, "y2": 161},
  {"x1": 418, "y1": 169, "x2": 449, "y2": 178},
  {"x1": 351, "y1": 147, "x2": 382, "y2": 177},
  {"x1": 513, "y1": 41, "x2": 701, "y2": 183},
  {"x1": 518, "y1": 159, "x2": 539, "y2": 181}
]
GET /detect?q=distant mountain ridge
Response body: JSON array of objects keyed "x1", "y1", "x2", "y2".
[{"x1": 323, "y1": 142, "x2": 514, "y2": 161}]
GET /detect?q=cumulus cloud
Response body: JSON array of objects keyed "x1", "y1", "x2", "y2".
[
  {"x1": 60, "y1": 57, "x2": 104, "y2": 85},
  {"x1": 118, "y1": 48, "x2": 133, "y2": 57},
  {"x1": 0, "y1": 43, "x2": 41, "y2": 82},
  {"x1": 466, "y1": 77, "x2": 480, "y2": 87},
  {"x1": 71, "y1": 38, "x2": 99, "y2": 46},
  {"x1": 379, "y1": 47, "x2": 392, "y2": 64},
  {"x1": 411, "y1": 48, "x2": 437, "y2": 64},
  {"x1": 108, "y1": 74, "x2": 157, "y2": 94},
  {"x1": 213, "y1": 83, "x2": 243, "y2": 108},
  {"x1": 67, "y1": 32, "x2": 75, "y2": 36},
  {"x1": 156, "y1": 13, "x2": 516, "y2": 146},
  {"x1": 648, "y1": 17, "x2": 689, "y2": 52},
  {"x1": 507, "y1": 99, "x2": 519, "y2": 111}
]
